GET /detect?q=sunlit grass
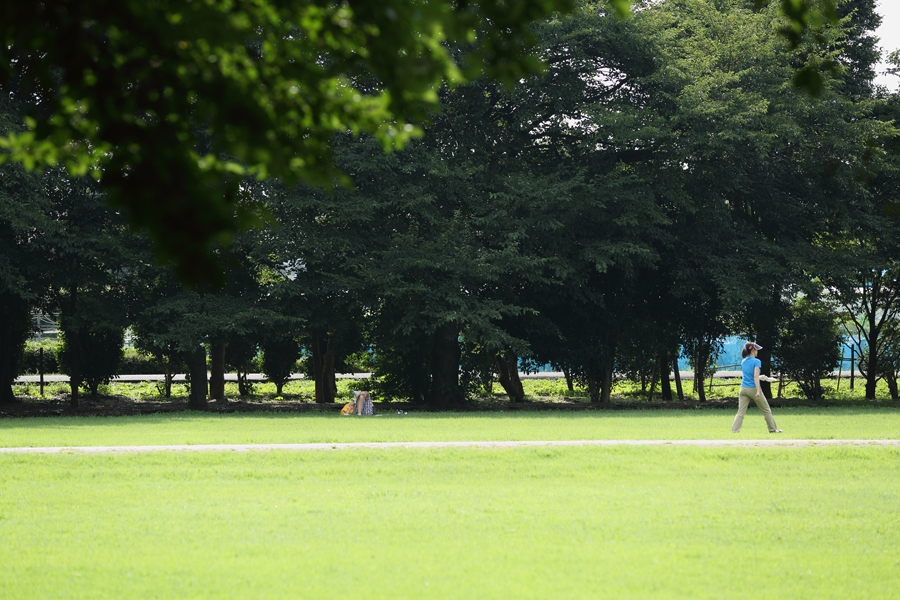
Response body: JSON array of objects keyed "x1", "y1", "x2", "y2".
[{"x1": 1, "y1": 445, "x2": 898, "y2": 599}]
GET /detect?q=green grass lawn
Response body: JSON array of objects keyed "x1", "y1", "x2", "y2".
[
  {"x1": 1, "y1": 407, "x2": 899, "y2": 448},
  {"x1": 1, "y1": 444, "x2": 898, "y2": 599}
]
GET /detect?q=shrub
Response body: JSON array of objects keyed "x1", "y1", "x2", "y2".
[
  {"x1": 261, "y1": 333, "x2": 302, "y2": 396},
  {"x1": 225, "y1": 337, "x2": 259, "y2": 395},
  {"x1": 339, "y1": 351, "x2": 374, "y2": 374},
  {"x1": 773, "y1": 298, "x2": 842, "y2": 400},
  {"x1": 21, "y1": 339, "x2": 61, "y2": 374},
  {"x1": 131, "y1": 333, "x2": 186, "y2": 398},
  {"x1": 366, "y1": 335, "x2": 430, "y2": 404},
  {"x1": 58, "y1": 325, "x2": 125, "y2": 397},
  {"x1": 120, "y1": 348, "x2": 166, "y2": 374}
]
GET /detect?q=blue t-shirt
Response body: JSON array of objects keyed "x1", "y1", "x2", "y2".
[{"x1": 741, "y1": 357, "x2": 761, "y2": 388}]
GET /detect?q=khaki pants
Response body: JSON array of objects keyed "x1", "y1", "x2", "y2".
[{"x1": 732, "y1": 386, "x2": 778, "y2": 433}]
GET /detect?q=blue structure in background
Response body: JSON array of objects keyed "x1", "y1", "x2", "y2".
[
  {"x1": 676, "y1": 336, "x2": 859, "y2": 372},
  {"x1": 667, "y1": 338, "x2": 727, "y2": 371},
  {"x1": 530, "y1": 336, "x2": 861, "y2": 373},
  {"x1": 528, "y1": 337, "x2": 751, "y2": 373},
  {"x1": 676, "y1": 337, "x2": 745, "y2": 371}
]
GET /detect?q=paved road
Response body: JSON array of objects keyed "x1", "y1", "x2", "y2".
[{"x1": 2, "y1": 439, "x2": 897, "y2": 454}]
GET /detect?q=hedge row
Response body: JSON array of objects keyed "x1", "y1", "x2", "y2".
[
  {"x1": 21, "y1": 342, "x2": 168, "y2": 375},
  {"x1": 19, "y1": 341, "x2": 276, "y2": 376},
  {"x1": 20, "y1": 340, "x2": 61, "y2": 375}
]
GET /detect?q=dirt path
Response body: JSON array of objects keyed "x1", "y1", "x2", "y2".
[{"x1": 2, "y1": 439, "x2": 899, "y2": 454}]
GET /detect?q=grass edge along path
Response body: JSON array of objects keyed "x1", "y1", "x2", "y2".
[{"x1": 2, "y1": 438, "x2": 900, "y2": 454}]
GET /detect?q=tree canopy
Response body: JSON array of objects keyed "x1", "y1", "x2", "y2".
[
  {"x1": 1, "y1": 0, "x2": 897, "y2": 406},
  {"x1": 0, "y1": 0, "x2": 848, "y2": 286}
]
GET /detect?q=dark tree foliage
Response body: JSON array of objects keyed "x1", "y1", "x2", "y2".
[
  {"x1": 57, "y1": 323, "x2": 125, "y2": 398},
  {"x1": 0, "y1": 0, "x2": 583, "y2": 285},
  {"x1": 774, "y1": 296, "x2": 843, "y2": 400},
  {"x1": 0, "y1": 0, "x2": 895, "y2": 408},
  {"x1": 224, "y1": 333, "x2": 260, "y2": 397},
  {"x1": 0, "y1": 293, "x2": 32, "y2": 404},
  {"x1": 0, "y1": 94, "x2": 53, "y2": 403},
  {"x1": 833, "y1": 0, "x2": 881, "y2": 98},
  {"x1": 40, "y1": 171, "x2": 136, "y2": 408},
  {"x1": 261, "y1": 331, "x2": 302, "y2": 397}
]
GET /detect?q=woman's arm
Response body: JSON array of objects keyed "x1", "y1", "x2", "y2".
[{"x1": 754, "y1": 366, "x2": 761, "y2": 398}]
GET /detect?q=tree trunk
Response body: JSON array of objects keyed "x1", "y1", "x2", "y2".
[
  {"x1": 599, "y1": 359, "x2": 614, "y2": 404},
  {"x1": 323, "y1": 326, "x2": 338, "y2": 402},
  {"x1": 236, "y1": 369, "x2": 250, "y2": 396},
  {"x1": 696, "y1": 370, "x2": 706, "y2": 402},
  {"x1": 0, "y1": 384, "x2": 14, "y2": 404},
  {"x1": 311, "y1": 328, "x2": 337, "y2": 404},
  {"x1": 647, "y1": 362, "x2": 658, "y2": 402},
  {"x1": 508, "y1": 360, "x2": 524, "y2": 400},
  {"x1": 0, "y1": 306, "x2": 22, "y2": 404},
  {"x1": 408, "y1": 356, "x2": 427, "y2": 405},
  {"x1": 888, "y1": 373, "x2": 899, "y2": 401},
  {"x1": 495, "y1": 352, "x2": 524, "y2": 402},
  {"x1": 865, "y1": 348, "x2": 879, "y2": 399},
  {"x1": 66, "y1": 284, "x2": 82, "y2": 409},
  {"x1": 311, "y1": 329, "x2": 327, "y2": 404},
  {"x1": 69, "y1": 336, "x2": 82, "y2": 409},
  {"x1": 186, "y1": 345, "x2": 208, "y2": 410},
  {"x1": 659, "y1": 352, "x2": 672, "y2": 401},
  {"x1": 692, "y1": 346, "x2": 698, "y2": 394},
  {"x1": 209, "y1": 341, "x2": 226, "y2": 402},
  {"x1": 431, "y1": 322, "x2": 461, "y2": 407},
  {"x1": 694, "y1": 341, "x2": 707, "y2": 402},
  {"x1": 0, "y1": 337, "x2": 16, "y2": 402},
  {"x1": 483, "y1": 366, "x2": 493, "y2": 394},
  {"x1": 562, "y1": 366, "x2": 574, "y2": 393},
  {"x1": 587, "y1": 368, "x2": 600, "y2": 403},
  {"x1": 672, "y1": 355, "x2": 684, "y2": 401},
  {"x1": 164, "y1": 355, "x2": 174, "y2": 398},
  {"x1": 757, "y1": 331, "x2": 773, "y2": 399}
]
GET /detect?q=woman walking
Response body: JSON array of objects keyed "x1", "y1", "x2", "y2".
[{"x1": 732, "y1": 342, "x2": 782, "y2": 433}]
